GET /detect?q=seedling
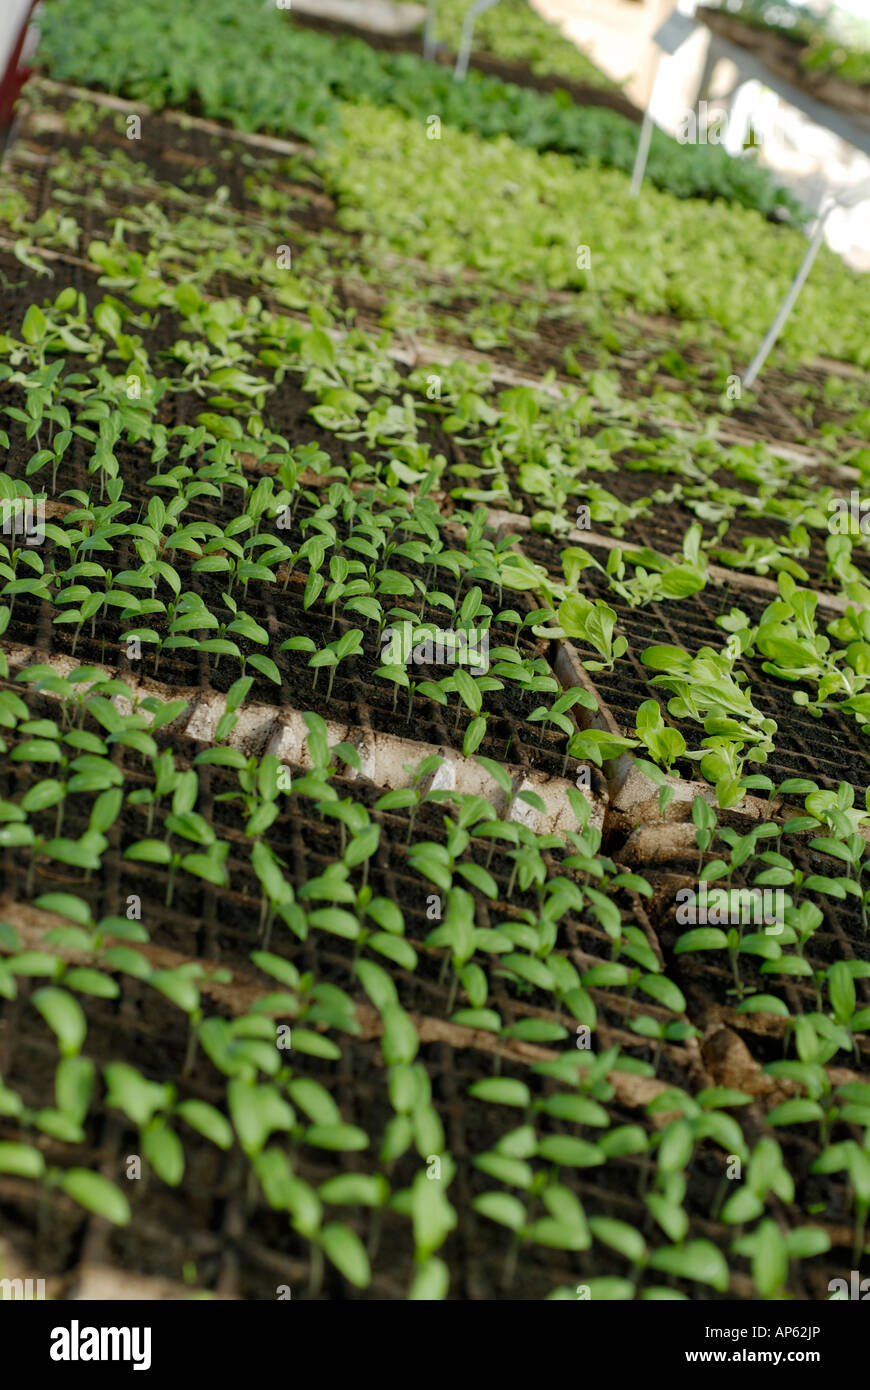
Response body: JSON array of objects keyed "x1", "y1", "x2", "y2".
[
  {"x1": 307, "y1": 628, "x2": 364, "y2": 701},
  {"x1": 557, "y1": 593, "x2": 626, "y2": 672}
]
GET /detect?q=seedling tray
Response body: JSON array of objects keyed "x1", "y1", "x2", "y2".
[{"x1": 521, "y1": 531, "x2": 870, "y2": 798}]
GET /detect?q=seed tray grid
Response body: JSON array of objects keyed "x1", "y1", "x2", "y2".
[
  {"x1": 519, "y1": 530, "x2": 870, "y2": 796},
  {"x1": 0, "y1": 982, "x2": 687, "y2": 1299},
  {"x1": 636, "y1": 862, "x2": 870, "y2": 1107},
  {"x1": 9, "y1": 99, "x2": 325, "y2": 225},
  {"x1": 2, "y1": 558, "x2": 582, "y2": 777},
  {"x1": 0, "y1": 733, "x2": 692, "y2": 1080},
  {"x1": 519, "y1": 476, "x2": 870, "y2": 602},
  {"x1": 5, "y1": 983, "x2": 813, "y2": 1300},
  {"x1": 467, "y1": 456, "x2": 867, "y2": 594},
  {"x1": 11, "y1": 90, "x2": 866, "y2": 473},
  {"x1": 2, "y1": 86, "x2": 868, "y2": 1302}
]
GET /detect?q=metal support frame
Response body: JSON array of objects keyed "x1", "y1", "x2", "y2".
[
  {"x1": 630, "y1": 11, "x2": 699, "y2": 199},
  {"x1": 453, "y1": 0, "x2": 501, "y2": 82},
  {"x1": 631, "y1": 15, "x2": 870, "y2": 394},
  {"x1": 742, "y1": 212, "x2": 830, "y2": 390},
  {"x1": 423, "y1": 0, "x2": 438, "y2": 61},
  {"x1": 0, "y1": 0, "x2": 38, "y2": 137},
  {"x1": 630, "y1": 54, "x2": 661, "y2": 198},
  {"x1": 692, "y1": 30, "x2": 870, "y2": 160},
  {"x1": 742, "y1": 177, "x2": 870, "y2": 391},
  {"x1": 695, "y1": 25, "x2": 870, "y2": 393}
]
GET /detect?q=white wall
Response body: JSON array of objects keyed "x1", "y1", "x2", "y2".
[
  {"x1": 0, "y1": 1, "x2": 34, "y2": 70},
  {"x1": 532, "y1": 0, "x2": 870, "y2": 267}
]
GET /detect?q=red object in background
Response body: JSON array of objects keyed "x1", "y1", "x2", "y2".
[{"x1": 0, "y1": 1, "x2": 41, "y2": 142}]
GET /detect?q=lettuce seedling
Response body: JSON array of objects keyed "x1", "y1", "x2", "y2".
[
  {"x1": 557, "y1": 593, "x2": 626, "y2": 671},
  {"x1": 634, "y1": 698, "x2": 686, "y2": 773}
]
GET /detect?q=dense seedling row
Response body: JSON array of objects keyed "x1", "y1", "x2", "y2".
[
  {"x1": 2, "y1": 3, "x2": 870, "y2": 1302},
  {"x1": 3, "y1": 668, "x2": 870, "y2": 1298},
  {"x1": 419, "y1": 0, "x2": 622, "y2": 91},
  {"x1": 35, "y1": 0, "x2": 805, "y2": 221},
  {"x1": 9, "y1": 84, "x2": 870, "y2": 406},
  {"x1": 8, "y1": 80, "x2": 870, "y2": 425},
  {"x1": 1, "y1": 227, "x2": 870, "y2": 806}
]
